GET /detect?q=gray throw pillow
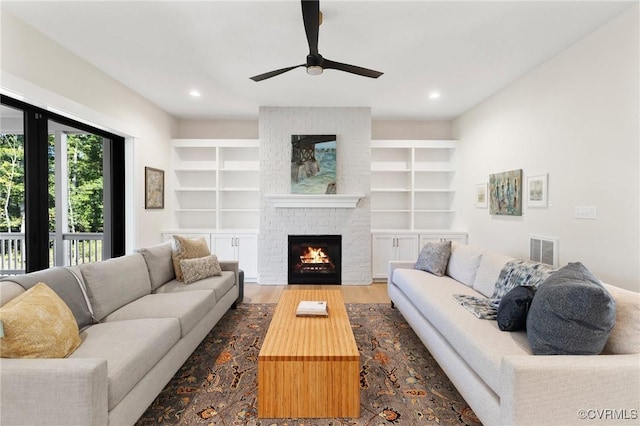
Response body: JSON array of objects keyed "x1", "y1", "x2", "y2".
[
  {"x1": 414, "y1": 241, "x2": 452, "y2": 277},
  {"x1": 527, "y1": 262, "x2": 616, "y2": 355}
]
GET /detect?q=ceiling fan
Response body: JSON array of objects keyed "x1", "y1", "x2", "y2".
[{"x1": 250, "y1": 0, "x2": 383, "y2": 82}]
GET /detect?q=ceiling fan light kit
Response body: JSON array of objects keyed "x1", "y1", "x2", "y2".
[
  {"x1": 250, "y1": 0, "x2": 382, "y2": 82},
  {"x1": 306, "y1": 66, "x2": 323, "y2": 76}
]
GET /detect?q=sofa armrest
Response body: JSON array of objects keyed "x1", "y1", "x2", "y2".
[
  {"x1": 500, "y1": 354, "x2": 640, "y2": 425},
  {"x1": 0, "y1": 358, "x2": 108, "y2": 426},
  {"x1": 219, "y1": 260, "x2": 240, "y2": 287}
]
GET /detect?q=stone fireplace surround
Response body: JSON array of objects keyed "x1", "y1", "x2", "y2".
[{"x1": 258, "y1": 107, "x2": 372, "y2": 285}]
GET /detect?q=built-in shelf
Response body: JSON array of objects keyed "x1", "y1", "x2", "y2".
[{"x1": 265, "y1": 194, "x2": 365, "y2": 209}]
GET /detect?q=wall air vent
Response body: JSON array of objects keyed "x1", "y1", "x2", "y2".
[{"x1": 530, "y1": 235, "x2": 559, "y2": 267}]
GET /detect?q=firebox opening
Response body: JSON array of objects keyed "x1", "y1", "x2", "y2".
[{"x1": 288, "y1": 235, "x2": 342, "y2": 284}]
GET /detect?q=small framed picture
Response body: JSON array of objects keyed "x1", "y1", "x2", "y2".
[
  {"x1": 527, "y1": 173, "x2": 548, "y2": 208},
  {"x1": 475, "y1": 183, "x2": 488, "y2": 208},
  {"x1": 145, "y1": 167, "x2": 165, "y2": 209}
]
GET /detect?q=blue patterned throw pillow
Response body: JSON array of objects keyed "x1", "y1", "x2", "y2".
[{"x1": 414, "y1": 241, "x2": 452, "y2": 277}]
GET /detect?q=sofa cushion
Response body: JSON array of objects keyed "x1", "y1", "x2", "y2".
[
  {"x1": 414, "y1": 240, "x2": 451, "y2": 277},
  {"x1": 392, "y1": 268, "x2": 531, "y2": 394},
  {"x1": 602, "y1": 284, "x2": 640, "y2": 354},
  {"x1": 1, "y1": 266, "x2": 93, "y2": 329},
  {"x1": 135, "y1": 241, "x2": 175, "y2": 290},
  {"x1": 497, "y1": 286, "x2": 535, "y2": 331},
  {"x1": 153, "y1": 271, "x2": 236, "y2": 303},
  {"x1": 492, "y1": 260, "x2": 555, "y2": 299},
  {"x1": 172, "y1": 235, "x2": 210, "y2": 282},
  {"x1": 472, "y1": 250, "x2": 515, "y2": 297},
  {"x1": 103, "y1": 290, "x2": 216, "y2": 337},
  {"x1": 180, "y1": 254, "x2": 222, "y2": 284},
  {"x1": 0, "y1": 283, "x2": 81, "y2": 358},
  {"x1": 69, "y1": 318, "x2": 180, "y2": 410},
  {"x1": 527, "y1": 262, "x2": 616, "y2": 355},
  {"x1": 446, "y1": 242, "x2": 484, "y2": 286},
  {"x1": 80, "y1": 254, "x2": 151, "y2": 321}
]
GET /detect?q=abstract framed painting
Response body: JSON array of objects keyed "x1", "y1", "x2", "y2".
[{"x1": 489, "y1": 169, "x2": 522, "y2": 216}]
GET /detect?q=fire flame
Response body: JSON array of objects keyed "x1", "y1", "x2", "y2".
[{"x1": 300, "y1": 246, "x2": 330, "y2": 264}]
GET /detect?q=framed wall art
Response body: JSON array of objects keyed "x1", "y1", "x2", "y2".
[
  {"x1": 145, "y1": 167, "x2": 164, "y2": 209},
  {"x1": 489, "y1": 169, "x2": 523, "y2": 216},
  {"x1": 527, "y1": 173, "x2": 548, "y2": 208},
  {"x1": 290, "y1": 134, "x2": 337, "y2": 194},
  {"x1": 475, "y1": 183, "x2": 488, "y2": 208}
]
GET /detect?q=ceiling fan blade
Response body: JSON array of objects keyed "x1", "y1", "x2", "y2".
[
  {"x1": 250, "y1": 64, "x2": 304, "y2": 82},
  {"x1": 322, "y1": 59, "x2": 383, "y2": 79},
  {"x1": 301, "y1": 0, "x2": 320, "y2": 55}
]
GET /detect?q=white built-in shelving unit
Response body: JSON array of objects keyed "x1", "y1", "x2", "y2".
[
  {"x1": 370, "y1": 140, "x2": 468, "y2": 279},
  {"x1": 164, "y1": 139, "x2": 260, "y2": 281}
]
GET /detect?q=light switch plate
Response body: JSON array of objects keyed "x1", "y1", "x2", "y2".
[{"x1": 575, "y1": 206, "x2": 597, "y2": 220}]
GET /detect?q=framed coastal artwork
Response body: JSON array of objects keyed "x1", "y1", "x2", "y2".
[
  {"x1": 290, "y1": 134, "x2": 337, "y2": 194},
  {"x1": 145, "y1": 167, "x2": 165, "y2": 209},
  {"x1": 475, "y1": 183, "x2": 488, "y2": 208},
  {"x1": 527, "y1": 173, "x2": 548, "y2": 208},
  {"x1": 489, "y1": 169, "x2": 522, "y2": 216}
]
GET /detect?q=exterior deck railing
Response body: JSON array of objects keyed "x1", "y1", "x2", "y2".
[{"x1": 0, "y1": 232, "x2": 104, "y2": 276}]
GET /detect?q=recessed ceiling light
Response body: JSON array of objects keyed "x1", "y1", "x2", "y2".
[
  {"x1": 429, "y1": 92, "x2": 441, "y2": 100},
  {"x1": 189, "y1": 90, "x2": 201, "y2": 97}
]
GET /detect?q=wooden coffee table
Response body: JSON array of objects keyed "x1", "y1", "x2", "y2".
[{"x1": 258, "y1": 289, "x2": 360, "y2": 418}]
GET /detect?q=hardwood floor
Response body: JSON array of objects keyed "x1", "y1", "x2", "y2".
[{"x1": 243, "y1": 282, "x2": 390, "y2": 304}]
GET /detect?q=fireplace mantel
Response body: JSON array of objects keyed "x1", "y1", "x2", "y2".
[{"x1": 265, "y1": 194, "x2": 364, "y2": 209}]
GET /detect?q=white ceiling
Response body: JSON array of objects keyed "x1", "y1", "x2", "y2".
[{"x1": 2, "y1": 1, "x2": 635, "y2": 120}]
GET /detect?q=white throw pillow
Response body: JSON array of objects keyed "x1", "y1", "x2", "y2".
[
  {"x1": 472, "y1": 250, "x2": 515, "y2": 297},
  {"x1": 446, "y1": 242, "x2": 484, "y2": 286}
]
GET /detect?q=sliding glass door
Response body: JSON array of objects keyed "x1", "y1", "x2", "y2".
[{"x1": 0, "y1": 95, "x2": 125, "y2": 274}]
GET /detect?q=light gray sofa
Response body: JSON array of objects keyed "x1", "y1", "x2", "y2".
[
  {"x1": 388, "y1": 242, "x2": 640, "y2": 426},
  {"x1": 0, "y1": 241, "x2": 240, "y2": 426}
]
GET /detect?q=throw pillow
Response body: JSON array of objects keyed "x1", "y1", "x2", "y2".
[
  {"x1": 172, "y1": 235, "x2": 211, "y2": 282},
  {"x1": 0, "y1": 283, "x2": 82, "y2": 358},
  {"x1": 414, "y1": 240, "x2": 452, "y2": 277},
  {"x1": 497, "y1": 286, "x2": 535, "y2": 331},
  {"x1": 180, "y1": 254, "x2": 222, "y2": 284},
  {"x1": 446, "y1": 242, "x2": 484, "y2": 287},
  {"x1": 602, "y1": 284, "x2": 640, "y2": 354},
  {"x1": 527, "y1": 262, "x2": 616, "y2": 355}
]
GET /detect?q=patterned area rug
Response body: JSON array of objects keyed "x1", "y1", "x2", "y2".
[{"x1": 136, "y1": 304, "x2": 482, "y2": 426}]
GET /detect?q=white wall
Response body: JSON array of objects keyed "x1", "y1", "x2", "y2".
[
  {"x1": 177, "y1": 119, "x2": 258, "y2": 139},
  {"x1": 258, "y1": 107, "x2": 372, "y2": 285},
  {"x1": 453, "y1": 6, "x2": 639, "y2": 291},
  {"x1": 1, "y1": 11, "x2": 177, "y2": 249}
]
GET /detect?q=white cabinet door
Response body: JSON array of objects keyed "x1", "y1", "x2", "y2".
[
  {"x1": 235, "y1": 234, "x2": 258, "y2": 281},
  {"x1": 372, "y1": 234, "x2": 397, "y2": 279},
  {"x1": 211, "y1": 233, "x2": 258, "y2": 281},
  {"x1": 371, "y1": 234, "x2": 419, "y2": 280},
  {"x1": 396, "y1": 235, "x2": 419, "y2": 261},
  {"x1": 211, "y1": 234, "x2": 237, "y2": 261}
]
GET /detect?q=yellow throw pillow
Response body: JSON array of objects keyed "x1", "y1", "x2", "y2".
[
  {"x1": 0, "y1": 283, "x2": 82, "y2": 358},
  {"x1": 172, "y1": 235, "x2": 211, "y2": 282}
]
